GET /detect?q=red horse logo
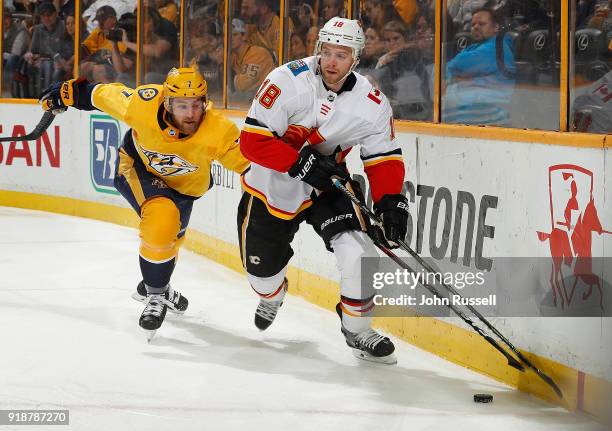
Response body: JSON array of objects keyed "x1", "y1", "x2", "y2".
[{"x1": 537, "y1": 164, "x2": 610, "y2": 310}]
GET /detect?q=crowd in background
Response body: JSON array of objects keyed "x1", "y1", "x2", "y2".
[{"x1": 2, "y1": 0, "x2": 611, "y2": 132}]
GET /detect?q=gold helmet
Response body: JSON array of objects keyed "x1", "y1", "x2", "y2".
[{"x1": 163, "y1": 63, "x2": 208, "y2": 110}]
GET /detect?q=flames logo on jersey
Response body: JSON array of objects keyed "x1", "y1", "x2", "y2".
[{"x1": 140, "y1": 148, "x2": 198, "y2": 176}]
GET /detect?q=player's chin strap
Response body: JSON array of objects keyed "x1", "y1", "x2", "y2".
[{"x1": 330, "y1": 176, "x2": 564, "y2": 399}]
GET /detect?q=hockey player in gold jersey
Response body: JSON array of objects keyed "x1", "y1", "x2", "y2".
[{"x1": 40, "y1": 65, "x2": 249, "y2": 339}]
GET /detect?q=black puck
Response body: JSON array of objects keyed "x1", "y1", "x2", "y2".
[{"x1": 473, "y1": 393, "x2": 493, "y2": 403}]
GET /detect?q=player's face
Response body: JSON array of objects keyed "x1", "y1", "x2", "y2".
[
  {"x1": 170, "y1": 98, "x2": 205, "y2": 134},
  {"x1": 319, "y1": 43, "x2": 354, "y2": 86}
]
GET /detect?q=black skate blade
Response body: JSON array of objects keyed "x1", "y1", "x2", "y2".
[
  {"x1": 132, "y1": 292, "x2": 186, "y2": 315},
  {"x1": 144, "y1": 329, "x2": 156, "y2": 343},
  {"x1": 351, "y1": 348, "x2": 397, "y2": 365}
]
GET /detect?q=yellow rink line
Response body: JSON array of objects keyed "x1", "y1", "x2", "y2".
[{"x1": 1, "y1": 189, "x2": 610, "y2": 423}]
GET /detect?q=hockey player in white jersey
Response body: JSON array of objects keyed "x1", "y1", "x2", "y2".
[{"x1": 238, "y1": 17, "x2": 409, "y2": 364}]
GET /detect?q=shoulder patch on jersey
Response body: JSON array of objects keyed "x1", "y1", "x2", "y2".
[
  {"x1": 138, "y1": 87, "x2": 159, "y2": 101},
  {"x1": 287, "y1": 60, "x2": 308, "y2": 76}
]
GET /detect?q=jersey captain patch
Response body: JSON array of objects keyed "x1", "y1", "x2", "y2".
[
  {"x1": 140, "y1": 147, "x2": 199, "y2": 176},
  {"x1": 287, "y1": 60, "x2": 308, "y2": 76},
  {"x1": 138, "y1": 88, "x2": 159, "y2": 101}
]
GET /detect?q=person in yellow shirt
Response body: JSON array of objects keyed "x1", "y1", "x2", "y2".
[
  {"x1": 81, "y1": 6, "x2": 127, "y2": 80},
  {"x1": 240, "y1": 0, "x2": 294, "y2": 62},
  {"x1": 39, "y1": 65, "x2": 250, "y2": 339},
  {"x1": 230, "y1": 18, "x2": 274, "y2": 102},
  {"x1": 81, "y1": 6, "x2": 127, "y2": 58}
]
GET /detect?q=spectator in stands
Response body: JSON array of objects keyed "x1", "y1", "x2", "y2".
[
  {"x1": 289, "y1": 32, "x2": 307, "y2": 60},
  {"x1": 187, "y1": 20, "x2": 223, "y2": 100},
  {"x1": 230, "y1": 18, "x2": 274, "y2": 103},
  {"x1": 155, "y1": 0, "x2": 177, "y2": 26},
  {"x1": 81, "y1": 6, "x2": 126, "y2": 58},
  {"x1": 361, "y1": 0, "x2": 403, "y2": 32},
  {"x1": 356, "y1": 27, "x2": 385, "y2": 76},
  {"x1": 53, "y1": 0, "x2": 74, "y2": 18},
  {"x1": 448, "y1": 0, "x2": 488, "y2": 31},
  {"x1": 292, "y1": 2, "x2": 316, "y2": 37},
  {"x1": 577, "y1": 0, "x2": 597, "y2": 28},
  {"x1": 392, "y1": 0, "x2": 418, "y2": 26},
  {"x1": 443, "y1": 7, "x2": 516, "y2": 126},
  {"x1": 110, "y1": 13, "x2": 137, "y2": 86},
  {"x1": 122, "y1": 7, "x2": 177, "y2": 83},
  {"x1": 305, "y1": 25, "x2": 319, "y2": 55},
  {"x1": 3, "y1": 8, "x2": 20, "y2": 95},
  {"x1": 82, "y1": 0, "x2": 137, "y2": 33},
  {"x1": 586, "y1": 0, "x2": 611, "y2": 30},
  {"x1": 3, "y1": 12, "x2": 33, "y2": 59},
  {"x1": 53, "y1": 13, "x2": 75, "y2": 81},
  {"x1": 320, "y1": 0, "x2": 344, "y2": 22},
  {"x1": 25, "y1": 2, "x2": 64, "y2": 62},
  {"x1": 241, "y1": 0, "x2": 293, "y2": 61},
  {"x1": 81, "y1": 6, "x2": 126, "y2": 80},
  {"x1": 3, "y1": 7, "x2": 18, "y2": 55},
  {"x1": 372, "y1": 18, "x2": 433, "y2": 120},
  {"x1": 24, "y1": 2, "x2": 65, "y2": 94}
]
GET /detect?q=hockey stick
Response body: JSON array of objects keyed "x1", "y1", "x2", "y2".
[
  {"x1": 0, "y1": 110, "x2": 58, "y2": 142},
  {"x1": 331, "y1": 177, "x2": 564, "y2": 398}
]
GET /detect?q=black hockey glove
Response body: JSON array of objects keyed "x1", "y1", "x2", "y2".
[
  {"x1": 40, "y1": 78, "x2": 95, "y2": 113},
  {"x1": 287, "y1": 146, "x2": 347, "y2": 192},
  {"x1": 373, "y1": 194, "x2": 409, "y2": 249}
]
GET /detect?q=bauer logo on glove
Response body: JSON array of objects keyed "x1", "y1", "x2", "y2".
[
  {"x1": 373, "y1": 194, "x2": 410, "y2": 249},
  {"x1": 40, "y1": 78, "x2": 95, "y2": 113},
  {"x1": 60, "y1": 80, "x2": 75, "y2": 106}
]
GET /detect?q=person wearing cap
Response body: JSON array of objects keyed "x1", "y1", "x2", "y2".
[
  {"x1": 237, "y1": 17, "x2": 406, "y2": 364},
  {"x1": 24, "y1": 2, "x2": 64, "y2": 66},
  {"x1": 230, "y1": 18, "x2": 274, "y2": 102},
  {"x1": 81, "y1": 5, "x2": 127, "y2": 59},
  {"x1": 38, "y1": 64, "x2": 249, "y2": 338},
  {"x1": 82, "y1": 0, "x2": 137, "y2": 33},
  {"x1": 22, "y1": 2, "x2": 64, "y2": 94}
]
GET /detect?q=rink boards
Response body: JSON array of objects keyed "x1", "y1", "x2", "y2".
[{"x1": 0, "y1": 103, "x2": 610, "y2": 420}]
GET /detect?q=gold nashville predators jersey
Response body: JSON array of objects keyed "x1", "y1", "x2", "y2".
[{"x1": 91, "y1": 83, "x2": 249, "y2": 198}]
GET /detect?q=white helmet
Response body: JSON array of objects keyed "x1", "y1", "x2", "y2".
[{"x1": 315, "y1": 17, "x2": 365, "y2": 63}]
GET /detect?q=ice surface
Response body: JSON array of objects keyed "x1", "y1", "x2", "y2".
[{"x1": 0, "y1": 207, "x2": 604, "y2": 431}]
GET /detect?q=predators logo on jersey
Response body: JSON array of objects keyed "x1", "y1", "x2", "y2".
[
  {"x1": 141, "y1": 148, "x2": 199, "y2": 177},
  {"x1": 138, "y1": 88, "x2": 159, "y2": 101}
]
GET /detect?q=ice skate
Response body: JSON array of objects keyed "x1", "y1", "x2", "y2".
[
  {"x1": 336, "y1": 303, "x2": 397, "y2": 365},
  {"x1": 254, "y1": 278, "x2": 288, "y2": 331},
  {"x1": 139, "y1": 293, "x2": 167, "y2": 341},
  {"x1": 132, "y1": 281, "x2": 188, "y2": 314}
]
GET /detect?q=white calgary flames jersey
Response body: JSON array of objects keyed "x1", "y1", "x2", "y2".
[{"x1": 240, "y1": 56, "x2": 404, "y2": 219}]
